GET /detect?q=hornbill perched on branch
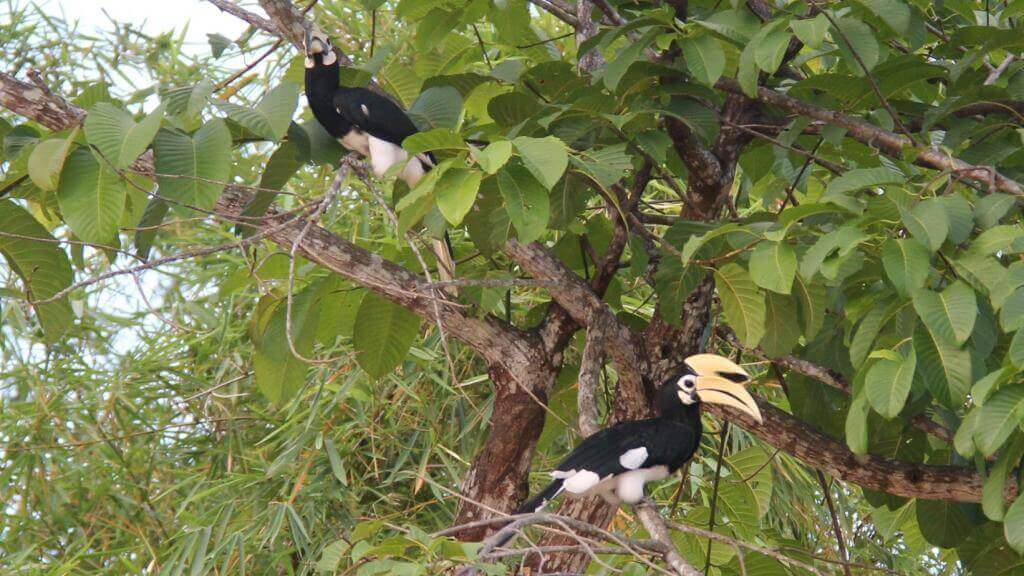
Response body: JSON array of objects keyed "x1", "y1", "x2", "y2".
[
  {"x1": 303, "y1": 26, "x2": 455, "y2": 282},
  {"x1": 507, "y1": 354, "x2": 761, "y2": 535}
]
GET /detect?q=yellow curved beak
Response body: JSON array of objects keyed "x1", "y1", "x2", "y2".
[{"x1": 685, "y1": 354, "x2": 762, "y2": 423}]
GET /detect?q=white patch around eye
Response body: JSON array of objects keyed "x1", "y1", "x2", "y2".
[
  {"x1": 304, "y1": 57, "x2": 315, "y2": 69},
  {"x1": 360, "y1": 104, "x2": 370, "y2": 117},
  {"x1": 321, "y1": 51, "x2": 338, "y2": 66},
  {"x1": 618, "y1": 447, "x2": 648, "y2": 470},
  {"x1": 678, "y1": 390, "x2": 697, "y2": 405}
]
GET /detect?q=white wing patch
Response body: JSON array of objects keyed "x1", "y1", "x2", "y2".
[
  {"x1": 563, "y1": 470, "x2": 601, "y2": 494},
  {"x1": 619, "y1": 447, "x2": 648, "y2": 470},
  {"x1": 360, "y1": 104, "x2": 370, "y2": 117}
]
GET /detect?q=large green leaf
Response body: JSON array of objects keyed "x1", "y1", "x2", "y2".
[
  {"x1": 681, "y1": 34, "x2": 725, "y2": 85},
  {"x1": 912, "y1": 281, "x2": 977, "y2": 346},
  {"x1": 0, "y1": 201, "x2": 74, "y2": 341},
  {"x1": 402, "y1": 128, "x2": 466, "y2": 155},
  {"x1": 352, "y1": 292, "x2": 422, "y2": 379},
  {"x1": 749, "y1": 240, "x2": 796, "y2": 294},
  {"x1": 56, "y1": 148, "x2": 125, "y2": 245},
  {"x1": 866, "y1": 349, "x2": 916, "y2": 419},
  {"x1": 570, "y1": 144, "x2": 632, "y2": 188},
  {"x1": 976, "y1": 193, "x2": 1015, "y2": 229},
  {"x1": 436, "y1": 168, "x2": 481, "y2": 225},
  {"x1": 790, "y1": 14, "x2": 829, "y2": 48},
  {"x1": 760, "y1": 292, "x2": 801, "y2": 357},
  {"x1": 153, "y1": 120, "x2": 231, "y2": 209},
  {"x1": 237, "y1": 123, "x2": 311, "y2": 235},
  {"x1": 853, "y1": 0, "x2": 911, "y2": 34},
  {"x1": 901, "y1": 199, "x2": 948, "y2": 252},
  {"x1": 916, "y1": 500, "x2": 973, "y2": 548},
  {"x1": 27, "y1": 128, "x2": 78, "y2": 191},
  {"x1": 218, "y1": 83, "x2": 299, "y2": 141},
  {"x1": 754, "y1": 30, "x2": 792, "y2": 74},
  {"x1": 1006, "y1": 495, "x2": 1024, "y2": 554},
  {"x1": 881, "y1": 239, "x2": 930, "y2": 297},
  {"x1": 976, "y1": 386, "x2": 1024, "y2": 456},
  {"x1": 913, "y1": 323, "x2": 971, "y2": 408},
  {"x1": 252, "y1": 285, "x2": 322, "y2": 403},
  {"x1": 714, "y1": 263, "x2": 766, "y2": 347},
  {"x1": 475, "y1": 141, "x2": 512, "y2": 174},
  {"x1": 512, "y1": 136, "x2": 567, "y2": 190},
  {"x1": 833, "y1": 17, "x2": 880, "y2": 75},
  {"x1": 407, "y1": 86, "x2": 463, "y2": 131},
  {"x1": 84, "y1": 102, "x2": 165, "y2": 168},
  {"x1": 497, "y1": 163, "x2": 549, "y2": 243},
  {"x1": 973, "y1": 224, "x2": 1024, "y2": 255}
]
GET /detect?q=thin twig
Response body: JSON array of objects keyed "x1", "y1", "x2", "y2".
[{"x1": 817, "y1": 471, "x2": 852, "y2": 576}]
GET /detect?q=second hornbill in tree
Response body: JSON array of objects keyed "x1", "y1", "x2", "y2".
[
  {"x1": 513, "y1": 354, "x2": 762, "y2": 520},
  {"x1": 303, "y1": 26, "x2": 455, "y2": 281}
]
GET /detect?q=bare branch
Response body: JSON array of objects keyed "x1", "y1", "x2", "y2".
[{"x1": 635, "y1": 501, "x2": 704, "y2": 576}]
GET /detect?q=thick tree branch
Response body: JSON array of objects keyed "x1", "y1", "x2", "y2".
[{"x1": 715, "y1": 77, "x2": 1024, "y2": 195}]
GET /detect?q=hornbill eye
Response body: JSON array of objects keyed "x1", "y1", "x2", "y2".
[{"x1": 679, "y1": 375, "x2": 696, "y2": 391}]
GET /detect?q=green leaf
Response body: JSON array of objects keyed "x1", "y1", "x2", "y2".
[
  {"x1": 825, "y1": 167, "x2": 903, "y2": 196},
  {"x1": 436, "y1": 168, "x2": 481, "y2": 225},
  {"x1": 402, "y1": 128, "x2": 466, "y2": 155},
  {"x1": 408, "y1": 86, "x2": 462, "y2": 131},
  {"x1": 793, "y1": 273, "x2": 826, "y2": 339},
  {"x1": 939, "y1": 194, "x2": 973, "y2": 245},
  {"x1": 715, "y1": 263, "x2": 766, "y2": 347},
  {"x1": 1006, "y1": 497, "x2": 1024, "y2": 555},
  {"x1": 850, "y1": 303, "x2": 890, "y2": 366},
  {"x1": 238, "y1": 124, "x2": 311, "y2": 235},
  {"x1": 983, "y1": 437, "x2": 1024, "y2": 521},
  {"x1": 570, "y1": 144, "x2": 632, "y2": 188},
  {"x1": 916, "y1": 500, "x2": 973, "y2": 548},
  {"x1": 134, "y1": 197, "x2": 169, "y2": 259},
  {"x1": 749, "y1": 241, "x2": 796, "y2": 294},
  {"x1": 901, "y1": 199, "x2": 948, "y2": 252},
  {"x1": 791, "y1": 14, "x2": 829, "y2": 49},
  {"x1": 912, "y1": 281, "x2": 977, "y2": 346},
  {"x1": 353, "y1": 292, "x2": 422, "y2": 379},
  {"x1": 497, "y1": 163, "x2": 549, "y2": 243},
  {"x1": 84, "y1": 102, "x2": 165, "y2": 168},
  {"x1": 207, "y1": 33, "x2": 231, "y2": 57},
  {"x1": 853, "y1": 0, "x2": 912, "y2": 35},
  {"x1": 913, "y1": 322, "x2": 971, "y2": 408},
  {"x1": 866, "y1": 349, "x2": 916, "y2": 418},
  {"x1": 57, "y1": 148, "x2": 125, "y2": 245},
  {"x1": 253, "y1": 288, "x2": 319, "y2": 403},
  {"x1": 1010, "y1": 329, "x2": 1024, "y2": 369},
  {"x1": 833, "y1": 17, "x2": 880, "y2": 75},
  {"x1": 680, "y1": 34, "x2": 725, "y2": 85},
  {"x1": 973, "y1": 224, "x2": 1024, "y2": 255},
  {"x1": 153, "y1": 120, "x2": 231, "y2": 209},
  {"x1": 27, "y1": 130, "x2": 77, "y2": 191},
  {"x1": 737, "y1": 36, "x2": 760, "y2": 97},
  {"x1": 512, "y1": 136, "x2": 567, "y2": 190},
  {"x1": 680, "y1": 222, "x2": 739, "y2": 265},
  {"x1": 881, "y1": 239, "x2": 930, "y2": 297},
  {"x1": 975, "y1": 193, "x2": 1015, "y2": 229},
  {"x1": 954, "y1": 408, "x2": 979, "y2": 458},
  {"x1": 0, "y1": 201, "x2": 74, "y2": 341},
  {"x1": 975, "y1": 386, "x2": 1024, "y2": 456},
  {"x1": 603, "y1": 33, "x2": 652, "y2": 91},
  {"x1": 761, "y1": 292, "x2": 801, "y2": 357},
  {"x1": 218, "y1": 83, "x2": 299, "y2": 141},
  {"x1": 754, "y1": 30, "x2": 792, "y2": 74},
  {"x1": 475, "y1": 141, "x2": 512, "y2": 174},
  {"x1": 846, "y1": 392, "x2": 870, "y2": 454}
]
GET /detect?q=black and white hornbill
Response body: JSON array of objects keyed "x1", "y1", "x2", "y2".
[
  {"x1": 515, "y1": 354, "x2": 762, "y2": 516},
  {"x1": 303, "y1": 26, "x2": 455, "y2": 281}
]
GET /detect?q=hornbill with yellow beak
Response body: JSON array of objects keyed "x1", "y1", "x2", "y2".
[
  {"x1": 303, "y1": 26, "x2": 456, "y2": 282},
  {"x1": 515, "y1": 354, "x2": 762, "y2": 517}
]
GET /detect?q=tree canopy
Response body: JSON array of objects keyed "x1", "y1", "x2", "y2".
[{"x1": 3, "y1": 0, "x2": 1024, "y2": 574}]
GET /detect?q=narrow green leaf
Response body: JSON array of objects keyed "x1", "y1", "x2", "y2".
[
  {"x1": 57, "y1": 148, "x2": 125, "y2": 245},
  {"x1": 512, "y1": 136, "x2": 567, "y2": 190},
  {"x1": 749, "y1": 241, "x2": 796, "y2": 294},
  {"x1": 866, "y1": 349, "x2": 916, "y2": 418},
  {"x1": 792, "y1": 273, "x2": 826, "y2": 339},
  {"x1": 846, "y1": 392, "x2": 870, "y2": 454},
  {"x1": 983, "y1": 437, "x2": 1024, "y2": 521},
  {"x1": 714, "y1": 263, "x2": 766, "y2": 347},
  {"x1": 953, "y1": 407, "x2": 979, "y2": 458},
  {"x1": 436, "y1": 168, "x2": 481, "y2": 225},
  {"x1": 353, "y1": 292, "x2": 422, "y2": 379},
  {"x1": 497, "y1": 163, "x2": 549, "y2": 243}
]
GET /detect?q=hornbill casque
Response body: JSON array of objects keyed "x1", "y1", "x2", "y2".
[
  {"x1": 500, "y1": 354, "x2": 762, "y2": 544},
  {"x1": 303, "y1": 26, "x2": 456, "y2": 282}
]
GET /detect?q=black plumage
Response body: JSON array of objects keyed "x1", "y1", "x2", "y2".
[{"x1": 513, "y1": 354, "x2": 762, "y2": 517}]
